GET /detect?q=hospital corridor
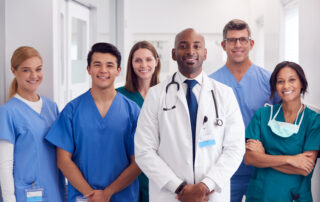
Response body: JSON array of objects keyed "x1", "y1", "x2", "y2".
[{"x1": 0, "y1": 0, "x2": 320, "y2": 201}]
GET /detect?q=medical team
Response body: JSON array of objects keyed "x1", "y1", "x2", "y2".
[{"x1": 0, "y1": 19, "x2": 319, "y2": 202}]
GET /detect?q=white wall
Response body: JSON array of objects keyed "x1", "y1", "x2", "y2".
[
  {"x1": 4, "y1": 0, "x2": 56, "y2": 101},
  {"x1": 249, "y1": 0, "x2": 265, "y2": 67},
  {"x1": 299, "y1": 0, "x2": 320, "y2": 109},
  {"x1": 299, "y1": 1, "x2": 320, "y2": 200},
  {"x1": 263, "y1": 0, "x2": 283, "y2": 71},
  {"x1": 127, "y1": 0, "x2": 251, "y2": 34},
  {"x1": 0, "y1": 0, "x2": 5, "y2": 105},
  {"x1": 96, "y1": 0, "x2": 110, "y2": 42},
  {"x1": 124, "y1": 0, "x2": 256, "y2": 78}
]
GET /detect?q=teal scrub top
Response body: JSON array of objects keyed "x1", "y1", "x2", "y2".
[
  {"x1": 210, "y1": 64, "x2": 280, "y2": 177},
  {"x1": 117, "y1": 86, "x2": 149, "y2": 202},
  {"x1": 245, "y1": 104, "x2": 320, "y2": 202},
  {"x1": 117, "y1": 87, "x2": 144, "y2": 108}
]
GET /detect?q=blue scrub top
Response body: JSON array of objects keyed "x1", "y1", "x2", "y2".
[
  {"x1": 210, "y1": 64, "x2": 279, "y2": 176},
  {"x1": 245, "y1": 105, "x2": 320, "y2": 202},
  {"x1": 0, "y1": 97, "x2": 65, "y2": 202},
  {"x1": 45, "y1": 90, "x2": 140, "y2": 202}
]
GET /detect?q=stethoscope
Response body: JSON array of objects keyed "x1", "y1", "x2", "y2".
[{"x1": 163, "y1": 72, "x2": 223, "y2": 126}]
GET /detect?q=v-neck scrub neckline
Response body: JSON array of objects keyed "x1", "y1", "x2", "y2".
[{"x1": 45, "y1": 90, "x2": 140, "y2": 202}]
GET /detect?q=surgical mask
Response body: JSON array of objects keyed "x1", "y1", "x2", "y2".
[{"x1": 267, "y1": 104, "x2": 304, "y2": 138}]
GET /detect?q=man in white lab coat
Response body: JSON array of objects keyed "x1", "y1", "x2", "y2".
[{"x1": 135, "y1": 28, "x2": 245, "y2": 202}]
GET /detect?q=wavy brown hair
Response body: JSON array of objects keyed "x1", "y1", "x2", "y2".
[{"x1": 124, "y1": 41, "x2": 161, "y2": 92}]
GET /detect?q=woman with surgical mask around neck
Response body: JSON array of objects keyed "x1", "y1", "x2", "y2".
[
  {"x1": 0, "y1": 46, "x2": 65, "y2": 202},
  {"x1": 244, "y1": 61, "x2": 320, "y2": 202}
]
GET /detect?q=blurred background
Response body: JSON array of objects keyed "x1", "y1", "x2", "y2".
[{"x1": 0, "y1": 0, "x2": 319, "y2": 199}]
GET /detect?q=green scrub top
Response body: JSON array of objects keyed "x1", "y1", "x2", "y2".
[
  {"x1": 117, "y1": 86, "x2": 144, "y2": 108},
  {"x1": 116, "y1": 86, "x2": 149, "y2": 202},
  {"x1": 245, "y1": 104, "x2": 320, "y2": 202}
]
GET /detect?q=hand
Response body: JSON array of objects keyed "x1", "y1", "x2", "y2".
[
  {"x1": 246, "y1": 139, "x2": 265, "y2": 153},
  {"x1": 87, "y1": 189, "x2": 111, "y2": 202},
  {"x1": 288, "y1": 152, "x2": 315, "y2": 174},
  {"x1": 176, "y1": 183, "x2": 210, "y2": 202}
]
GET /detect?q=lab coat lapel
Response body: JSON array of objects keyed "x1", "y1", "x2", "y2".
[
  {"x1": 196, "y1": 74, "x2": 213, "y2": 137},
  {"x1": 176, "y1": 82, "x2": 189, "y2": 114},
  {"x1": 172, "y1": 72, "x2": 190, "y2": 114}
]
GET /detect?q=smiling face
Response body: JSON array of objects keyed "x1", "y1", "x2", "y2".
[
  {"x1": 276, "y1": 66, "x2": 302, "y2": 103},
  {"x1": 87, "y1": 52, "x2": 121, "y2": 91},
  {"x1": 132, "y1": 48, "x2": 158, "y2": 82},
  {"x1": 222, "y1": 29, "x2": 254, "y2": 65},
  {"x1": 12, "y1": 56, "x2": 43, "y2": 95},
  {"x1": 172, "y1": 29, "x2": 207, "y2": 78}
]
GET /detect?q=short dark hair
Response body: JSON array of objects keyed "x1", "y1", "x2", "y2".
[
  {"x1": 269, "y1": 61, "x2": 308, "y2": 100},
  {"x1": 87, "y1": 42, "x2": 121, "y2": 67},
  {"x1": 223, "y1": 19, "x2": 251, "y2": 40}
]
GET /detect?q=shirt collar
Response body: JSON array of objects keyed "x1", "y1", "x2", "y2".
[{"x1": 177, "y1": 71, "x2": 203, "y2": 85}]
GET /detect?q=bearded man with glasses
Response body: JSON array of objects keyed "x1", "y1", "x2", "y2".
[{"x1": 209, "y1": 19, "x2": 280, "y2": 202}]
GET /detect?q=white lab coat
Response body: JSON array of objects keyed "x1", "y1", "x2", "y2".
[{"x1": 135, "y1": 72, "x2": 245, "y2": 202}]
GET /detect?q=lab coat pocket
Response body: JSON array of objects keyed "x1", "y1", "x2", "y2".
[
  {"x1": 199, "y1": 117, "x2": 225, "y2": 148},
  {"x1": 199, "y1": 122, "x2": 216, "y2": 148},
  {"x1": 199, "y1": 133, "x2": 216, "y2": 148}
]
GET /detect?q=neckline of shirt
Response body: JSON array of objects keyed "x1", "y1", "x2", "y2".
[
  {"x1": 14, "y1": 93, "x2": 43, "y2": 114},
  {"x1": 177, "y1": 71, "x2": 203, "y2": 86}
]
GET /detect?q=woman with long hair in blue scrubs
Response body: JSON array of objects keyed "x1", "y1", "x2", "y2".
[
  {"x1": 0, "y1": 46, "x2": 64, "y2": 202},
  {"x1": 117, "y1": 41, "x2": 161, "y2": 201},
  {"x1": 244, "y1": 61, "x2": 320, "y2": 201}
]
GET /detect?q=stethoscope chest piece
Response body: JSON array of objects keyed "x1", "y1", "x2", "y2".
[
  {"x1": 163, "y1": 72, "x2": 223, "y2": 127},
  {"x1": 215, "y1": 118, "x2": 223, "y2": 126}
]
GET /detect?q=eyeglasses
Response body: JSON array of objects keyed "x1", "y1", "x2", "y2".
[{"x1": 224, "y1": 37, "x2": 251, "y2": 45}]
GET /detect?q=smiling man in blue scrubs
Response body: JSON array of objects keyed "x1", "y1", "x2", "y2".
[
  {"x1": 46, "y1": 43, "x2": 141, "y2": 202},
  {"x1": 209, "y1": 19, "x2": 279, "y2": 202}
]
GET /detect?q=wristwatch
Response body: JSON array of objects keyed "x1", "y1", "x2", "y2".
[{"x1": 175, "y1": 181, "x2": 187, "y2": 194}]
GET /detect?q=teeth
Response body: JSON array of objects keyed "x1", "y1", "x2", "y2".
[
  {"x1": 283, "y1": 91, "x2": 293, "y2": 94},
  {"x1": 233, "y1": 51, "x2": 242, "y2": 54},
  {"x1": 98, "y1": 76, "x2": 108, "y2": 79},
  {"x1": 186, "y1": 58, "x2": 195, "y2": 62},
  {"x1": 139, "y1": 70, "x2": 149, "y2": 73},
  {"x1": 28, "y1": 80, "x2": 38, "y2": 84}
]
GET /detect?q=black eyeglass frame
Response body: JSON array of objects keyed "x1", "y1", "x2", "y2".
[{"x1": 224, "y1": 37, "x2": 251, "y2": 45}]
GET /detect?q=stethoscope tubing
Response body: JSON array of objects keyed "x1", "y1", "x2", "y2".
[{"x1": 163, "y1": 72, "x2": 223, "y2": 126}]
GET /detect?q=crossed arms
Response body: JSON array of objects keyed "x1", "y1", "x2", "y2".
[{"x1": 244, "y1": 139, "x2": 318, "y2": 176}]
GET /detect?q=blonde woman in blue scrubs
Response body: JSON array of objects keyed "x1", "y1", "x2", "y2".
[
  {"x1": 244, "y1": 61, "x2": 320, "y2": 202},
  {"x1": 117, "y1": 41, "x2": 161, "y2": 202},
  {"x1": 0, "y1": 46, "x2": 64, "y2": 202}
]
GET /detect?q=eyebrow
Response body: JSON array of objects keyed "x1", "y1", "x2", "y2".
[
  {"x1": 93, "y1": 61, "x2": 116, "y2": 65},
  {"x1": 277, "y1": 75, "x2": 296, "y2": 79},
  {"x1": 107, "y1": 62, "x2": 115, "y2": 65},
  {"x1": 20, "y1": 65, "x2": 42, "y2": 69},
  {"x1": 179, "y1": 41, "x2": 201, "y2": 44}
]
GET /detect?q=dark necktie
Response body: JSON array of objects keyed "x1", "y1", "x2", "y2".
[{"x1": 184, "y1": 79, "x2": 198, "y2": 165}]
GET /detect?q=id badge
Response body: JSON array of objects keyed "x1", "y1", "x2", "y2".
[
  {"x1": 76, "y1": 196, "x2": 88, "y2": 202},
  {"x1": 199, "y1": 136, "x2": 216, "y2": 147},
  {"x1": 25, "y1": 188, "x2": 44, "y2": 202},
  {"x1": 199, "y1": 121, "x2": 216, "y2": 148}
]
